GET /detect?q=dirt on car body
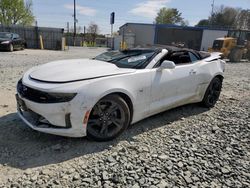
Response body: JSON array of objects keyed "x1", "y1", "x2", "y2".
[{"x1": 0, "y1": 48, "x2": 249, "y2": 187}]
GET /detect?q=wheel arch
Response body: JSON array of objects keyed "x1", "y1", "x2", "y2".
[
  {"x1": 214, "y1": 74, "x2": 224, "y2": 82},
  {"x1": 95, "y1": 89, "x2": 135, "y2": 123},
  {"x1": 205, "y1": 73, "x2": 224, "y2": 91},
  {"x1": 201, "y1": 73, "x2": 223, "y2": 107},
  {"x1": 201, "y1": 73, "x2": 224, "y2": 101},
  {"x1": 86, "y1": 91, "x2": 133, "y2": 141},
  {"x1": 111, "y1": 92, "x2": 134, "y2": 123}
]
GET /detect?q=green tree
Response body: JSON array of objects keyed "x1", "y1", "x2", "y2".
[
  {"x1": 0, "y1": 0, "x2": 34, "y2": 26},
  {"x1": 196, "y1": 6, "x2": 250, "y2": 30},
  {"x1": 87, "y1": 22, "x2": 99, "y2": 43},
  {"x1": 211, "y1": 6, "x2": 239, "y2": 28},
  {"x1": 155, "y1": 8, "x2": 185, "y2": 25},
  {"x1": 236, "y1": 9, "x2": 250, "y2": 30},
  {"x1": 196, "y1": 19, "x2": 210, "y2": 27}
]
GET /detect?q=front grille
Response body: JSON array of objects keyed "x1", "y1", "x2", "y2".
[
  {"x1": 19, "y1": 108, "x2": 72, "y2": 129},
  {"x1": 17, "y1": 79, "x2": 76, "y2": 103}
]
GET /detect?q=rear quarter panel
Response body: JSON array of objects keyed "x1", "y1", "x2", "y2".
[
  {"x1": 198, "y1": 59, "x2": 225, "y2": 82},
  {"x1": 195, "y1": 58, "x2": 225, "y2": 100}
]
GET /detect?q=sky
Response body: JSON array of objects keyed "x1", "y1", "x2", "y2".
[{"x1": 32, "y1": 0, "x2": 250, "y2": 34}]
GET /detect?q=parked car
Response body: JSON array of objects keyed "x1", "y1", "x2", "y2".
[
  {"x1": 16, "y1": 46, "x2": 225, "y2": 141},
  {"x1": 0, "y1": 32, "x2": 26, "y2": 52}
]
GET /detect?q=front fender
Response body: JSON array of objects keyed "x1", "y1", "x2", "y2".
[{"x1": 82, "y1": 87, "x2": 135, "y2": 114}]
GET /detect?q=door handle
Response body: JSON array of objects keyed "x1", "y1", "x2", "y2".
[{"x1": 189, "y1": 69, "x2": 197, "y2": 75}]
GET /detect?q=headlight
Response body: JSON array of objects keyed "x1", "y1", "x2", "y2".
[
  {"x1": 17, "y1": 80, "x2": 77, "y2": 103},
  {"x1": 1, "y1": 41, "x2": 10, "y2": 44},
  {"x1": 46, "y1": 93, "x2": 77, "y2": 103}
]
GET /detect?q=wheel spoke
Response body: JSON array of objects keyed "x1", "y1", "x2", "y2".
[
  {"x1": 88, "y1": 119, "x2": 101, "y2": 127},
  {"x1": 87, "y1": 96, "x2": 129, "y2": 140},
  {"x1": 94, "y1": 103, "x2": 103, "y2": 115},
  {"x1": 107, "y1": 103, "x2": 119, "y2": 114},
  {"x1": 111, "y1": 118, "x2": 123, "y2": 128},
  {"x1": 100, "y1": 124, "x2": 108, "y2": 135},
  {"x1": 209, "y1": 86, "x2": 214, "y2": 94},
  {"x1": 213, "y1": 91, "x2": 220, "y2": 97},
  {"x1": 208, "y1": 94, "x2": 214, "y2": 104}
]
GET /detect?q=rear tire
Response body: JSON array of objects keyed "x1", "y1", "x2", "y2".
[
  {"x1": 229, "y1": 48, "x2": 243, "y2": 62},
  {"x1": 202, "y1": 77, "x2": 222, "y2": 108},
  {"x1": 246, "y1": 50, "x2": 250, "y2": 61},
  {"x1": 21, "y1": 44, "x2": 25, "y2": 50},
  {"x1": 87, "y1": 95, "x2": 130, "y2": 141}
]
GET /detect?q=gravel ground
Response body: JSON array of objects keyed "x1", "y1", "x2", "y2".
[{"x1": 0, "y1": 48, "x2": 249, "y2": 187}]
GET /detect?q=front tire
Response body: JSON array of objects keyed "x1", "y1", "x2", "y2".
[
  {"x1": 9, "y1": 44, "x2": 14, "y2": 52},
  {"x1": 202, "y1": 77, "x2": 222, "y2": 108},
  {"x1": 87, "y1": 95, "x2": 130, "y2": 141}
]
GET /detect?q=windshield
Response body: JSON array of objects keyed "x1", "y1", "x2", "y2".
[
  {"x1": 94, "y1": 50, "x2": 157, "y2": 68},
  {"x1": 0, "y1": 33, "x2": 12, "y2": 39},
  {"x1": 212, "y1": 40, "x2": 223, "y2": 50}
]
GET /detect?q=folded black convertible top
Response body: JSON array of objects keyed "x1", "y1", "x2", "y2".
[
  {"x1": 198, "y1": 51, "x2": 211, "y2": 59},
  {"x1": 156, "y1": 45, "x2": 211, "y2": 60},
  {"x1": 123, "y1": 45, "x2": 211, "y2": 60}
]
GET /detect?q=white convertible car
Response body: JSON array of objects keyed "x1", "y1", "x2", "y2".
[{"x1": 16, "y1": 46, "x2": 225, "y2": 141}]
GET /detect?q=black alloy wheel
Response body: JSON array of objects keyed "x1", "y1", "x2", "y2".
[
  {"x1": 202, "y1": 77, "x2": 222, "y2": 108},
  {"x1": 87, "y1": 95, "x2": 130, "y2": 141}
]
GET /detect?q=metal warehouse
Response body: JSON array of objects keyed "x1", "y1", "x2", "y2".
[{"x1": 119, "y1": 23, "x2": 229, "y2": 51}]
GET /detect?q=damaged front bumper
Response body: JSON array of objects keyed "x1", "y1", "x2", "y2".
[{"x1": 16, "y1": 93, "x2": 87, "y2": 138}]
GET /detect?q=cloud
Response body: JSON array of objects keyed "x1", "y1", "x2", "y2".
[
  {"x1": 64, "y1": 4, "x2": 97, "y2": 16},
  {"x1": 189, "y1": 20, "x2": 199, "y2": 26},
  {"x1": 129, "y1": 0, "x2": 170, "y2": 18}
]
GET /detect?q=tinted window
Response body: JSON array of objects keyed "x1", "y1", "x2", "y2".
[
  {"x1": 212, "y1": 40, "x2": 223, "y2": 50},
  {"x1": 13, "y1": 34, "x2": 20, "y2": 39},
  {"x1": 189, "y1": 52, "x2": 199, "y2": 62},
  {"x1": 156, "y1": 50, "x2": 201, "y2": 67},
  {"x1": 155, "y1": 51, "x2": 190, "y2": 67},
  {"x1": 0, "y1": 33, "x2": 12, "y2": 39},
  {"x1": 168, "y1": 51, "x2": 191, "y2": 64}
]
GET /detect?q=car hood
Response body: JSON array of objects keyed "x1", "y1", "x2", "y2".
[{"x1": 29, "y1": 59, "x2": 136, "y2": 83}]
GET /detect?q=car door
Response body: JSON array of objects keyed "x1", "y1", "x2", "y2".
[
  {"x1": 16, "y1": 34, "x2": 22, "y2": 48},
  {"x1": 12, "y1": 34, "x2": 21, "y2": 49},
  {"x1": 148, "y1": 51, "x2": 200, "y2": 115}
]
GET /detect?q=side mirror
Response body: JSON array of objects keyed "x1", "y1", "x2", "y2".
[{"x1": 159, "y1": 60, "x2": 176, "y2": 70}]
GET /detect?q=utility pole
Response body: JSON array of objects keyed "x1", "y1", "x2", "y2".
[
  {"x1": 111, "y1": 24, "x2": 113, "y2": 44},
  {"x1": 110, "y1": 12, "x2": 115, "y2": 50},
  {"x1": 73, "y1": 0, "x2": 76, "y2": 46},
  {"x1": 67, "y1": 22, "x2": 69, "y2": 33},
  {"x1": 84, "y1": 26, "x2": 86, "y2": 44},
  {"x1": 211, "y1": 0, "x2": 215, "y2": 26},
  {"x1": 211, "y1": 0, "x2": 215, "y2": 16},
  {"x1": 35, "y1": 20, "x2": 39, "y2": 49},
  {"x1": 67, "y1": 22, "x2": 70, "y2": 49}
]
